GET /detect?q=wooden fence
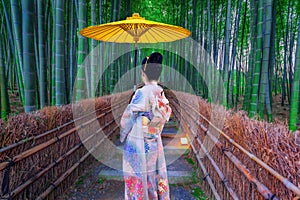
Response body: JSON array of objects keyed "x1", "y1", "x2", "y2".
[
  {"x1": 1, "y1": 90, "x2": 299, "y2": 199},
  {"x1": 0, "y1": 91, "x2": 131, "y2": 199},
  {"x1": 167, "y1": 90, "x2": 300, "y2": 200}
]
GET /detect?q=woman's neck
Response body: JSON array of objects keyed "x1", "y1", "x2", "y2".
[{"x1": 144, "y1": 80, "x2": 158, "y2": 85}]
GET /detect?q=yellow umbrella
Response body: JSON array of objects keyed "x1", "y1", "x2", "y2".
[{"x1": 80, "y1": 13, "x2": 191, "y2": 90}]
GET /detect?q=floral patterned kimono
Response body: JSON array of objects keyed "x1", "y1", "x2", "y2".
[{"x1": 120, "y1": 83, "x2": 172, "y2": 200}]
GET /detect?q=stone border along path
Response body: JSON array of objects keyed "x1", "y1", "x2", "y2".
[{"x1": 58, "y1": 116, "x2": 208, "y2": 200}]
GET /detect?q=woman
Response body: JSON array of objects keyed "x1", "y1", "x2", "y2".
[{"x1": 120, "y1": 52, "x2": 171, "y2": 200}]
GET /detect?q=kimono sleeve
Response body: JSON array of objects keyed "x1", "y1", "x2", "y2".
[
  {"x1": 120, "y1": 89, "x2": 146, "y2": 143},
  {"x1": 161, "y1": 91, "x2": 172, "y2": 121}
]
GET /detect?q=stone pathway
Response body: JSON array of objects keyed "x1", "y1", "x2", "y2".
[
  {"x1": 58, "y1": 161, "x2": 199, "y2": 200},
  {"x1": 58, "y1": 118, "x2": 207, "y2": 200}
]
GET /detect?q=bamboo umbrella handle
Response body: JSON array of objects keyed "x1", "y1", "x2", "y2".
[{"x1": 134, "y1": 42, "x2": 138, "y2": 91}]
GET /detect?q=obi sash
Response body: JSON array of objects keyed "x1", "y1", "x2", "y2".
[{"x1": 135, "y1": 111, "x2": 162, "y2": 139}]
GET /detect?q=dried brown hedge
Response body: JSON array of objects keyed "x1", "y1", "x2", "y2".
[
  {"x1": 0, "y1": 91, "x2": 131, "y2": 150},
  {"x1": 167, "y1": 91, "x2": 300, "y2": 199}
]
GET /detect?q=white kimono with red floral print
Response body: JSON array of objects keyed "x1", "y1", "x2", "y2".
[{"x1": 120, "y1": 84, "x2": 171, "y2": 200}]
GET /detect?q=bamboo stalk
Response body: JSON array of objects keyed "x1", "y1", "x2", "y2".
[{"x1": 178, "y1": 96, "x2": 300, "y2": 196}]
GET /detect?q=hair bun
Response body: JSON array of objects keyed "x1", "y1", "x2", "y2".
[{"x1": 149, "y1": 52, "x2": 163, "y2": 64}]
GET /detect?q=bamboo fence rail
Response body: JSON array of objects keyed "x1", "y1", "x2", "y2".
[
  {"x1": 167, "y1": 91, "x2": 300, "y2": 200},
  {"x1": 172, "y1": 99, "x2": 279, "y2": 200},
  {"x1": 0, "y1": 91, "x2": 132, "y2": 199},
  {"x1": 0, "y1": 99, "x2": 127, "y2": 171},
  {"x1": 1, "y1": 90, "x2": 299, "y2": 199}
]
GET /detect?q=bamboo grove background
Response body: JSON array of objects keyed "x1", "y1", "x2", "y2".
[{"x1": 0, "y1": 0, "x2": 299, "y2": 130}]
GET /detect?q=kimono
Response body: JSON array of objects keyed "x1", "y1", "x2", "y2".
[{"x1": 120, "y1": 83, "x2": 172, "y2": 200}]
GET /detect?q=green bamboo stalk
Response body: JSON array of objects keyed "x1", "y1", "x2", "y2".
[
  {"x1": 10, "y1": 0, "x2": 24, "y2": 105},
  {"x1": 37, "y1": 0, "x2": 47, "y2": 108},
  {"x1": 249, "y1": 0, "x2": 263, "y2": 118},
  {"x1": 109, "y1": 0, "x2": 119, "y2": 94},
  {"x1": 0, "y1": 30, "x2": 10, "y2": 119},
  {"x1": 76, "y1": 0, "x2": 87, "y2": 101},
  {"x1": 282, "y1": 0, "x2": 291, "y2": 106},
  {"x1": 223, "y1": 0, "x2": 232, "y2": 107},
  {"x1": 1, "y1": 0, "x2": 15, "y2": 59},
  {"x1": 46, "y1": 0, "x2": 52, "y2": 104},
  {"x1": 243, "y1": 0, "x2": 257, "y2": 112},
  {"x1": 229, "y1": 0, "x2": 242, "y2": 108},
  {"x1": 237, "y1": 0, "x2": 248, "y2": 111},
  {"x1": 268, "y1": 2, "x2": 276, "y2": 108},
  {"x1": 22, "y1": 0, "x2": 36, "y2": 112},
  {"x1": 97, "y1": 0, "x2": 103, "y2": 96},
  {"x1": 287, "y1": 0, "x2": 296, "y2": 105},
  {"x1": 51, "y1": 0, "x2": 56, "y2": 105},
  {"x1": 91, "y1": 0, "x2": 98, "y2": 97},
  {"x1": 258, "y1": 0, "x2": 273, "y2": 121},
  {"x1": 206, "y1": 0, "x2": 211, "y2": 55},
  {"x1": 55, "y1": 0, "x2": 66, "y2": 106},
  {"x1": 69, "y1": 0, "x2": 76, "y2": 102},
  {"x1": 289, "y1": 19, "x2": 300, "y2": 131},
  {"x1": 64, "y1": 0, "x2": 70, "y2": 104}
]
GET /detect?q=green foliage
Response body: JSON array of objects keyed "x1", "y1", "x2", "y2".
[
  {"x1": 191, "y1": 187, "x2": 208, "y2": 200},
  {"x1": 185, "y1": 157, "x2": 195, "y2": 166},
  {"x1": 183, "y1": 154, "x2": 207, "y2": 199},
  {"x1": 75, "y1": 172, "x2": 90, "y2": 187},
  {"x1": 98, "y1": 177, "x2": 105, "y2": 184}
]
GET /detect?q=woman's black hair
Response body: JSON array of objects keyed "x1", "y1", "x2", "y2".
[{"x1": 141, "y1": 52, "x2": 163, "y2": 81}]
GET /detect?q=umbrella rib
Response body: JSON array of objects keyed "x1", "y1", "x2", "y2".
[
  {"x1": 82, "y1": 25, "x2": 115, "y2": 36},
  {"x1": 147, "y1": 29, "x2": 160, "y2": 43},
  {"x1": 123, "y1": 31, "x2": 131, "y2": 42},
  {"x1": 154, "y1": 26, "x2": 186, "y2": 40},
  {"x1": 82, "y1": 26, "x2": 122, "y2": 40},
  {"x1": 156, "y1": 24, "x2": 189, "y2": 34},
  {"x1": 144, "y1": 32, "x2": 151, "y2": 43},
  {"x1": 137, "y1": 27, "x2": 151, "y2": 39},
  {"x1": 118, "y1": 24, "x2": 136, "y2": 38},
  {"x1": 95, "y1": 27, "x2": 123, "y2": 40},
  {"x1": 112, "y1": 31, "x2": 128, "y2": 42},
  {"x1": 147, "y1": 28, "x2": 166, "y2": 42}
]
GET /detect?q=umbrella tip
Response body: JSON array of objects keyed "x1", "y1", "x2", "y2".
[
  {"x1": 127, "y1": 13, "x2": 145, "y2": 20},
  {"x1": 133, "y1": 13, "x2": 140, "y2": 17}
]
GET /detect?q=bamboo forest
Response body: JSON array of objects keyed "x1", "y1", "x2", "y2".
[{"x1": 0, "y1": 0, "x2": 300, "y2": 199}]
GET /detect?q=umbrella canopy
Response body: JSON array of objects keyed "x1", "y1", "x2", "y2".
[
  {"x1": 80, "y1": 13, "x2": 190, "y2": 91},
  {"x1": 80, "y1": 13, "x2": 191, "y2": 44}
]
